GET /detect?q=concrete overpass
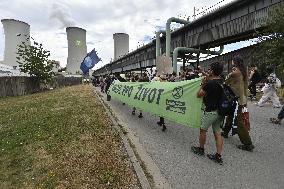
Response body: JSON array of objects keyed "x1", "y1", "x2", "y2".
[
  {"x1": 199, "y1": 44, "x2": 256, "y2": 75},
  {"x1": 94, "y1": 0, "x2": 282, "y2": 76}
]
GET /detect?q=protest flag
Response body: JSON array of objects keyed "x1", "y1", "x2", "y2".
[{"x1": 80, "y1": 48, "x2": 101, "y2": 74}]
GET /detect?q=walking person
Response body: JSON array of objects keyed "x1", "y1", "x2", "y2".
[
  {"x1": 248, "y1": 65, "x2": 261, "y2": 100},
  {"x1": 100, "y1": 77, "x2": 105, "y2": 93},
  {"x1": 221, "y1": 57, "x2": 255, "y2": 152},
  {"x1": 105, "y1": 75, "x2": 114, "y2": 101},
  {"x1": 191, "y1": 62, "x2": 224, "y2": 165},
  {"x1": 270, "y1": 68, "x2": 284, "y2": 124},
  {"x1": 256, "y1": 66, "x2": 281, "y2": 108}
]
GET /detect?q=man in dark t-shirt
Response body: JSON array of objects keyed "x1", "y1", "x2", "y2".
[
  {"x1": 249, "y1": 65, "x2": 261, "y2": 100},
  {"x1": 191, "y1": 62, "x2": 224, "y2": 165},
  {"x1": 203, "y1": 80, "x2": 223, "y2": 112}
]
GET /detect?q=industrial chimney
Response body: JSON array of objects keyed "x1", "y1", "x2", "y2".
[
  {"x1": 66, "y1": 27, "x2": 87, "y2": 74},
  {"x1": 1, "y1": 19, "x2": 30, "y2": 68},
  {"x1": 113, "y1": 33, "x2": 129, "y2": 60}
]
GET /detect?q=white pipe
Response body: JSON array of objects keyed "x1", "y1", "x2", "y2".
[
  {"x1": 166, "y1": 17, "x2": 189, "y2": 57},
  {"x1": 172, "y1": 46, "x2": 224, "y2": 73},
  {"x1": 155, "y1": 30, "x2": 165, "y2": 57}
]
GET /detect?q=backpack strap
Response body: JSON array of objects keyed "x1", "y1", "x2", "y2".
[{"x1": 232, "y1": 101, "x2": 239, "y2": 130}]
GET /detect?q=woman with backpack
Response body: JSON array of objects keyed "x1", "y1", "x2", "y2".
[{"x1": 222, "y1": 56, "x2": 255, "y2": 152}]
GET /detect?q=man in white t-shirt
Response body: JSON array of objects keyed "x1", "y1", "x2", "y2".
[{"x1": 256, "y1": 67, "x2": 281, "y2": 108}]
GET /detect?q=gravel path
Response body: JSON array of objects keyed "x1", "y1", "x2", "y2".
[{"x1": 99, "y1": 88, "x2": 284, "y2": 189}]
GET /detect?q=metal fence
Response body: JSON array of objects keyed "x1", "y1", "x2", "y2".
[{"x1": 0, "y1": 76, "x2": 82, "y2": 98}]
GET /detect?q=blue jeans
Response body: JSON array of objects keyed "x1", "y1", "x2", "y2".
[{"x1": 278, "y1": 106, "x2": 284, "y2": 120}]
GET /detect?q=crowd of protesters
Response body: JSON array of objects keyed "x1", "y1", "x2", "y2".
[{"x1": 93, "y1": 57, "x2": 283, "y2": 165}]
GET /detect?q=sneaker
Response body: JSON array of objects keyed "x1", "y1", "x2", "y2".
[
  {"x1": 255, "y1": 103, "x2": 263, "y2": 107},
  {"x1": 191, "y1": 146, "x2": 205, "y2": 156},
  {"x1": 237, "y1": 144, "x2": 255, "y2": 152},
  {"x1": 138, "y1": 113, "x2": 143, "y2": 118},
  {"x1": 161, "y1": 124, "x2": 167, "y2": 132},
  {"x1": 251, "y1": 97, "x2": 257, "y2": 101},
  {"x1": 221, "y1": 132, "x2": 228, "y2": 138},
  {"x1": 207, "y1": 153, "x2": 223, "y2": 165},
  {"x1": 270, "y1": 118, "x2": 281, "y2": 125},
  {"x1": 157, "y1": 121, "x2": 163, "y2": 126},
  {"x1": 273, "y1": 105, "x2": 281, "y2": 108},
  {"x1": 132, "y1": 111, "x2": 135, "y2": 115}
]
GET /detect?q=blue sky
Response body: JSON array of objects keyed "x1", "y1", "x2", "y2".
[{"x1": 0, "y1": 0, "x2": 255, "y2": 70}]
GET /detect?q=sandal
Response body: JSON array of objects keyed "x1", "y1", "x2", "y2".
[
  {"x1": 207, "y1": 153, "x2": 223, "y2": 165},
  {"x1": 191, "y1": 146, "x2": 205, "y2": 156}
]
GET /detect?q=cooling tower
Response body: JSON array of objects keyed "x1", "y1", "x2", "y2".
[
  {"x1": 1, "y1": 19, "x2": 30, "y2": 68},
  {"x1": 66, "y1": 27, "x2": 87, "y2": 74},
  {"x1": 113, "y1": 33, "x2": 129, "y2": 60}
]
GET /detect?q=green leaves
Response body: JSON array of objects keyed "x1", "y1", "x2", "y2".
[
  {"x1": 255, "y1": 4, "x2": 284, "y2": 72},
  {"x1": 16, "y1": 38, "x2": 55, "y2": 86}
]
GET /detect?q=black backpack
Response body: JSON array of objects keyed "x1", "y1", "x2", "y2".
[{"x1": 217, "y1": 84, "x2": 238, "y2": 116}]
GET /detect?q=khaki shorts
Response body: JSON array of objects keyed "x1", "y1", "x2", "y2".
[{"x1": 200, "y1": 111, "x2": 223, "y2": 133}]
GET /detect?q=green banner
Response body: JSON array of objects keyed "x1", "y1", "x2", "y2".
[{"x1": 107, "y1": 78, "x2": 203, "y2": 128}]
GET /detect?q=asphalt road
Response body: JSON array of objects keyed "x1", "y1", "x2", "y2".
[{"x1": 97, "y1": 87, "x2": 284, "y2": 189}]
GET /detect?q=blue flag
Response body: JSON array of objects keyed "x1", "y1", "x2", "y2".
[{"x1": 80, "y1": 48, "x2": 101, "y2": 74}]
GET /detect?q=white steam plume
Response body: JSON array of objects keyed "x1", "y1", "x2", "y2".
[{"x1": 50, "y1": 3, "x2": 76, "y2": 28}]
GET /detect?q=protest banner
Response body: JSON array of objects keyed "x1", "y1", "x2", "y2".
[{"x1": 107, "y1": 78, "x2": 203, "y2": 128}]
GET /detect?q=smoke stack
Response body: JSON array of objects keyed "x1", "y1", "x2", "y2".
[
  {"x1": 66, "y1": 27, "x2": 87, "y2": 74},
  {"x1": 113, "y1": 33, "x2": 129, "y2": 60},
  {"x1": 1, "y1": 19, "x2": 30, "y2": 68}
]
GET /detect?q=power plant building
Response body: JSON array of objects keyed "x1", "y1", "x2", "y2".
[
  {"x1": 66, "y1": 27, "x2": 87, "y2": 74},
  {"x1": 113, "y1": 33, "x2": 129, "y2": 60},
  {"x1": 1, "y1": 19, "x2": 30, "y2": 68}
]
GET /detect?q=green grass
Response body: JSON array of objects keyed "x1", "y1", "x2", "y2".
[{"x1": 0, "y1": 85, "x2": 138, "y2": 188}]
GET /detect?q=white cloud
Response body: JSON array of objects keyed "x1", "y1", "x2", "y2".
[{"x1": 0, "y1": 0, "x2": 237, "y2": 69}]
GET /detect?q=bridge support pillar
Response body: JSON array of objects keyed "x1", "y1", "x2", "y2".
[{"x1": 156, "y1": 30, "x2": 165, "y2": 57}]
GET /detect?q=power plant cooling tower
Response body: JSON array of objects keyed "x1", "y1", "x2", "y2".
[
  {"x1": 113, "y1": 33, "x2": 129, "y2": 60},
  {"x1": 66, "y1": 27, "x2": 87, "y2": 74},
  {"x1": 1, "y1": 19, "x2": 30, "y2": 68}
]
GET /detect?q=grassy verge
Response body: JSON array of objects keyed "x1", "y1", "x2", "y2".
[{"x1": 0, "y1": 85, "x2": 139, "y2": 188}]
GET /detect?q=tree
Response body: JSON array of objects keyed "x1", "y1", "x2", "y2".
[
  {"x1": 255, "y1": 4, "x2": 284, "y2": 77},
  {"x1": 16, "y1": 38, "x2": 55, "y2": 86}
]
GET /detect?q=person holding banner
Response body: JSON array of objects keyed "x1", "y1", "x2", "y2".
[
  {"x1": 131, "y1": 74, "x2": 142, "y2": 117},
  {"x1": 191, "y1": 62, "x2": 224, "y2": 165},
  {"x1": 156, "y1": 74, "x2": 168, "y2": 131},
  {"x1": 222, "y1": 57, "x2": 255, "y2": 152},
  {"x1": 132, "y1": 73, "x2": 149, "y2": 118},
  {"x1": 105, "y1": 75, "x2": 114, "y2": 101}
]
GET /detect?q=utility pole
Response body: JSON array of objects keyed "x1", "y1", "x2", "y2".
[{"x1": 193, "y1": 7, "x2": 196, "y2": 20}]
